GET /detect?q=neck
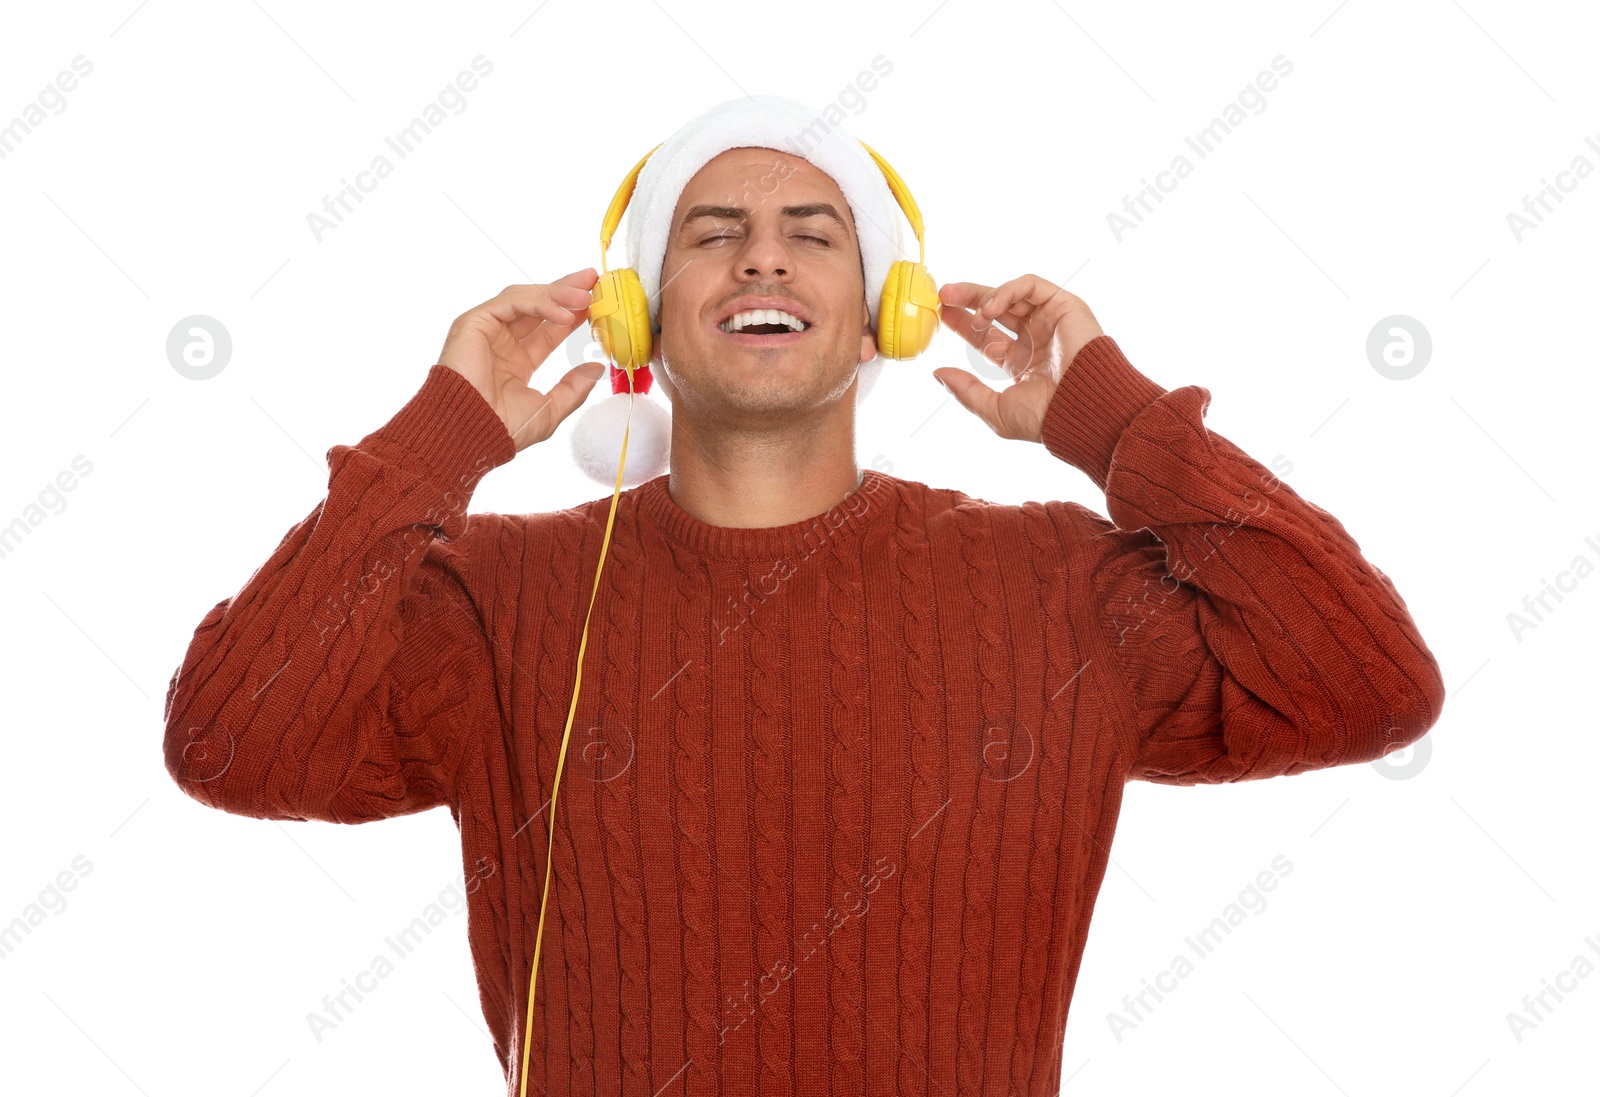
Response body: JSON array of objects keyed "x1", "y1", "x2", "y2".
[{"x1": 663, "y1": 413, "x2": 864, "y2": 529}]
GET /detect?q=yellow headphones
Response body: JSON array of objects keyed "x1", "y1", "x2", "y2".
[
  {"x1": 587, "y1": 138, "x2": 942, "y2": 371},
  {"x1": 516, "y1": 139, "x2": 937, "y2": 1097}
]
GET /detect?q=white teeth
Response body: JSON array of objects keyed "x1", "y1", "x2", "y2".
[{"x1": 720, "y1": 308, "x2": 807, "y2": 333}]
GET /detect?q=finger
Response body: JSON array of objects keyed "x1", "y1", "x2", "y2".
[
  {"x1": 544, "y1": 360, "x2": 609, "y2": 426},
  {"x1": 518, "y1": 291, "x2": 596, "y2": 346},
  {"x1": 938, "y1": 281, "x2": 1030, "y2": 347},
  {"x1": 930, "y1": 367, "x2": 999, "y2": 433},
  {"x1": 517, "y1": 283, "x2": 596, "y2": 340},
  {"x1": 487, "y1": 276, "x2": 597, "y2": 341},
  {"x1": 978, "y1": 275, "x2": 1073, "y2": 326},
  {"x1": 482, "y1": 270, "x2": 595, "y2": 319},
  {"x1": 508, "y1": 360, "x2": 608, "y2": 445},
  {"x1": 939, "y1": 302, "x2": 1026, "y2": 352},
  {"x1": 516, "y1": 314, "x2": 581, "y2": 371},
  {"x1": 937, "y1": 282, "x2": 995, "y2": 311},
  {"x1": 483, "y1": 286, "x2": 585, "y2": 332},
  {"x1": 938, "y1": 302, "x2": 1015, "y2": 359}
]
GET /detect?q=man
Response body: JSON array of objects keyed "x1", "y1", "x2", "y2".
[{"x1": 163, "y1": 95, "x2": 1445, "y2": 1097}]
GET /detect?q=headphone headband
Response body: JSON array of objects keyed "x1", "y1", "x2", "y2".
[
  {"x1": 598, "y1": 138, "x2": 927, "y2": 271},
  {"x1": 599, "y1": 142, "x2": 664, "y2": 271}
]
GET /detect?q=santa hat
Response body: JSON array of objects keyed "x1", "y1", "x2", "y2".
[{"x1": 569, "y1": 93, "x2": 911, "y2": 488}]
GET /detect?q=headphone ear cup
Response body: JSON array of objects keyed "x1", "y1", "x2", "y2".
[
  {"x1": 876, "y1": 260, "x2": 940, "y2": 361},
  {"x1": 589, "y1": 268, "x2": 654, "y2": 370}
]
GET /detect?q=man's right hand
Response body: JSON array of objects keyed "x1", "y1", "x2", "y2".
[{"x1": 437, "y1": 269, "x2": 610, "y2": 452}]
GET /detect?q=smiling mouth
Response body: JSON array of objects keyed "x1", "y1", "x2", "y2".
[
  {"x1": 721, "y1": 328, "x2": 808, "y2": 345},
  {"x1": 714, "y1": 321, "x2": 813, "y2": 346}
]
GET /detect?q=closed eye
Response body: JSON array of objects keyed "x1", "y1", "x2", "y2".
[{"x1": 701, "y1": 234, "x2": 830, "y2": 246}]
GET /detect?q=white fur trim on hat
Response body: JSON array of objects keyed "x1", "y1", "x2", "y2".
[{"x1": 626, "y1": 93, "x2": 907, "y2": 336}]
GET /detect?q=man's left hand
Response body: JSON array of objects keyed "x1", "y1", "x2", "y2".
[{"x1": 932, "y1": 275, "x2": 1104, "y2": 444}]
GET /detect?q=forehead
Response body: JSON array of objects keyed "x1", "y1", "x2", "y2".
[{"x1": 674, "y1": 146, "x2": 851, "y2": 218}]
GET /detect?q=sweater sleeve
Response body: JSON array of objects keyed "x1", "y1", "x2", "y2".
[
  {"x1": 162, "y1": 365, "x2": 519, "y2": 822},
  {"x1": 1042, "y1": 336, "x2": 1446, "y2": 785}
]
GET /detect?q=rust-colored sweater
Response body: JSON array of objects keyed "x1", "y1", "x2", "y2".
[{"x1": 162, "y1": 335, "x2": 1444, "y2": 1096}]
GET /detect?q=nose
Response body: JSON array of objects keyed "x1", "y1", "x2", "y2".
[{"x1": 734, "y1": 221, "x2": 794, "y2": 279}]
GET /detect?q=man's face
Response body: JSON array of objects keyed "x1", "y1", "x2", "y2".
[{"x1": 651, "y1": 147, "x2": 877, "y2": 425}]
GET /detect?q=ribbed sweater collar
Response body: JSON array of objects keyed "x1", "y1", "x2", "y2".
[{"x1": 636, "y1": 469, "x2": 896, "y2": 561}]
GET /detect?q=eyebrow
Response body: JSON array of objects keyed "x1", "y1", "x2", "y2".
[{"x1": 678, "y1": 202, "x2": 850, "y2": 233}]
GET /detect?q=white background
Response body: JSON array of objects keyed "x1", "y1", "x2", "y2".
[{"x1": 1, "y1": 0, "x2": 1595, "y2": 1093}]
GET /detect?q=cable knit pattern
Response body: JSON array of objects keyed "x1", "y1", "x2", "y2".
[
  {"x1": 949, "y1": 498, "x2": 1007, "y2": 1097},
  {"x1": 665, "y1": 535, "x2": 721, "y2": 1093},
  {"x1": 822, "y1": 521, "x2": 868, "y2": 1097},
  {"x1": 593, "y1": 499, "x2": 653, "y2": 1096},
  {"x1": 163, "y1": 339, "x2": 1445, "y2": 1096},
  {"x1": 1006, "y1": 499, "x2": 1075, "y2": 1095},
  {"x1": 889, "y1": 492, "x2": 944, "y2": 1097},
  {"x1": 743, "y1": 555, "x2": 795, "y2": 1097},
  {"x1": 528, "y1": 505, "x2": 593, "y2": 1090}
]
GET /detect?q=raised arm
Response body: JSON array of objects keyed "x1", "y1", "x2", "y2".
[
  {"x1": 162, "y1": 274, "x2": 609, "y2": 821},
  {"x1": 162, "y1": 365, "x2": 518, "y2": 821},
  {"x1": 1043, "y1": 336, "x2": 1446, "y2": 784}
]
